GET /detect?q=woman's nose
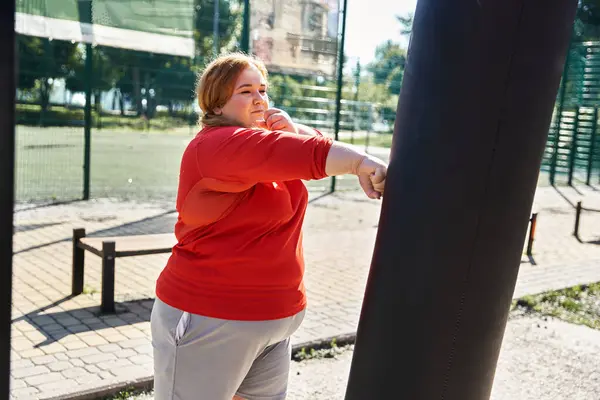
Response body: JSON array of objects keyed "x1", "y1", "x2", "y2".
[{"x1": 252, "y1": 93, "x2": 264, "y2": 104}]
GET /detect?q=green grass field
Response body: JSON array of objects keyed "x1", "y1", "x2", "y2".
[{"x1": 14, "y1": 126, "x2": 369, "y2": 204}]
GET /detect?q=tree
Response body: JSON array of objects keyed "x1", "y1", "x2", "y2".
[
  {"x1": 194, "y1": 0, "x2": 244, "y2": 58},
  {"x1": 17, "y1": 35, "x2": 80, "y2": 112},
  {"x1": 367, "y1": 41, "x2": 406, "y2": 96},
  {"x1": 576, "y1": 0, "x2": 600, "y2": 41},
  {"x1": 396, "y1": 12, "x2": 414, "y2": 39},
  {"x1": 65, "y1": 46, "x2": 127, "y2": 112},
  {"x1": 155, "y1": 57, "x2": 198, "y2": 114}
]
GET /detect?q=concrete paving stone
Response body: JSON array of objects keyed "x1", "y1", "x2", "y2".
[
  {"x1": 86, "y1": 322, "x2": 110, "y2": 331},
  {"x1": 110, "y1": 364, "x2": 153, "y2": 380},
  {"x1": 81, "y1": 317, "x2": 103, "y2": 326},
  {"x1": 116, "y1": 349, "x2": 138, "y2": 359},
  {"x1": 18, "y1": 348, "x2": 45, "y2": 358},
  {"x1": 98, "y1": 370, "x2": 115, "y2": 380},
  {"x1": 10, "y1": 339, "x2": 33, "y2": 352},
  {"x1": 66, "y1": 347, "x2": 100, "y2": 358},
  {"x1": 12, "y1": 365, "x2": 51, "y2": 380},
  {"x1": 119, "y1": 338, "x2": 149, "y2": 349},
  {"x1": 47, "y1": 361, "x2": 73, "y2": 372},
  {"x1": 100, "y1": 316, "x2": 128, "y2": 328},
  {"x1": 9, "y1": 378, "x2": 26, "y2": 390},
  {"x1": 120, "y1": 328, "x2": 147, "y2": 339},
  {"x1": 9, "y1": 387, "x2": 39, "y2": 398},
  {"x1": 30, "y1": 354, "x2": 57, "y2": 365},
  {"x1": 128, "y1": 354, "x2": 153, "y2": 365},
  {"x1": 70, "y1": 310, "x2": 96, "y2": 319},
  {"x1": 55, "y1": 316, "x2": 83, "y2": 327},
  {"x1": 42, "y1": 323, "x2": 67, "y2": 333},
  {"x1": 36, "y1": 379, "x2": 79, "y2": 397},
  {"x1": 53, "y1": 352, "x2": 69, "y2": 361},
  {"x1": 40, "y1": 342, "x2": 67, "y2": 355},
  {"x1": 63, "y1": 340, "x2": 89, "y2": 351},
  {"x1": 104, "y1": 334, "x2": 129, "y2": 343},
  {"x1": 97, "y1": 358, "x2": 133, "y2": 371},
  {"x1": 10, "y1": 359, "x2": 33, "y2": 370},
  {"x1": 71, "y1": 359, "x2": 85, "y2": 367},
  {"x1": 80, "y1": 334, "x2": 109, "y2": 346},
  {"x1": 97, "y1": 343, "x2": 122, "y2": 353},
  {"x1": 81, "y1": 352, "x2": 117, "y2": 365},
  {"x1": 62, "y1": 367, "x2": 91, "y2": 379},
  {"x1": 74, "y1": 373, "x2": 102, "y2": 385},
  {"x1": 84, "y1": 365, "x2": 101, "y2": 374},
  {"x1": 134, "y1": 344, "x2": 153, "y2": 355}
]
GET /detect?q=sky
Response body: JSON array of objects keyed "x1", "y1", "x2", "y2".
[{"x1": 343, "y1": 0, "x2": 418, "y2": 65}]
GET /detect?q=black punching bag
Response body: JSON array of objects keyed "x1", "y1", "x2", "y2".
[{"x1": 344, "y1": 1, "x2": 577, "y2": 399}]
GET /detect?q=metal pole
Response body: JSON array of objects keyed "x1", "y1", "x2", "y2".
[
  {"x1": 241, "y1": 0, "x2": 250, "y2": 53},
  {"x1": 587, "y1": 108, "x2": 598, "y2": 185},
  {"x1": 330, "y1": 0, "x2": 348, "y2": 193},
  {"x1": 0, "y1": 2, "x2": 15, "y2": 399},
  {"x1": 79, "y1": 0, "x2": 93, "y2": 200},
  {"x1": 83, "y1": 43, "x2": 93, "y2": 200},
  {"x1": 574, "y1": 201, "x2": 582, "y2": 239},
  {"x1": 213, "y1": 0, "x2": 220, "y2": 56},
  {"x1": 526, "y1": 213, "x2": 537, "y2": 257},
  {"x1": 351, "y1": 59, "x2": 361, "y2": 144},
  {"x1": 344, "y1": 1, "x2": 577, "y2": 399},
  {"x1": 568, "y1": 107, "x2": 580, "y2": 186}
]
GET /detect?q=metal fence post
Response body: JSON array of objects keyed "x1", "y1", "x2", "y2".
[
  {"x1": 587, "y1": 108, "x2": 598, "y2": 185},
  {"x1": 83, "y1": 43, "x2": 93, "y2": 200},
  {"x1": 241, "y1": 0, "x2": 250, "y2": 53},
  {"x1": 331, "y1": 0, "x2": 348, "y2": 193},
  {"x1": 574, "y1": 201, "x2": 582, "y2": 239},
  {"x1": 526, "y1": 213, "x2": 537, "y2": 257},
  {"x1": 79, "y1": 0, "x2": 93, "y2": 200},
  {"x1": 0, "y1": 1, "x2": 15, "y2": 397},
  {"x1": 568, "y1": 107, "x2": 580, "y2": 186}
]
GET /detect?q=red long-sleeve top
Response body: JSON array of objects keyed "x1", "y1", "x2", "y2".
[{"x1": 155, "y1": 125, "x2": 333, "y2": 320}]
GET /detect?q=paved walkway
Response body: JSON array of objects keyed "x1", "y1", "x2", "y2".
[{"x1": 9, "y1": 165, "x2": 600, "y2": 399}]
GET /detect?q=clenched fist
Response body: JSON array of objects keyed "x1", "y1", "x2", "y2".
[{"x1": 256, "y1": 108, "x2": 299, "y2": 134}]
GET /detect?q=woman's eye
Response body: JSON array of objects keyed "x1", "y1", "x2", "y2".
[
  {"x1": 259, "y1": 90, "x2": 267, "y2": 94},
  {"x1": 241, "y1": 91, "x2": 250, "y2": 94}
]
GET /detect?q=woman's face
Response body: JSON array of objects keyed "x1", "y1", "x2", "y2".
[{"x1": 216, "y1": 65, "x2": 269, "y2": 128}]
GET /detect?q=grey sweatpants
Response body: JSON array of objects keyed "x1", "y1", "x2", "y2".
[{"x1": 150, "y1": 298, "x2": 305, "y2": 400}]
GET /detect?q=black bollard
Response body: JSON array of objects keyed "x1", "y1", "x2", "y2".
[
  {"x1": 344, "y1": 1, "x2": 577, "y2": 399},
  {"x1": 0, "y1": 2, "x2": 15, "y2": 399}
]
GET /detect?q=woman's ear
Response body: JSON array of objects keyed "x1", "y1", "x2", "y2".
[{"x1": 213, "y1": 107, "x2": 222, "y2": 115}]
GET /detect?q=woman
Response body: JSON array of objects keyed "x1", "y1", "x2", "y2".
[{"x1": 151, "y1": 52, "x2": 388, "y2": 400}]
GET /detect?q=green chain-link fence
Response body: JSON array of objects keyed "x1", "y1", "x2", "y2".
[
  {"x1": 17, "y1": 1, "x2": 600, "y2": 205},
  {"x1": 546, "y1": 40, "x2": 600, "y2": 186}
]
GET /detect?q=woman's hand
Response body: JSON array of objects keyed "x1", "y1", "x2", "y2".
[
  {"x1": 356, "y1": 156, "x2": 388, "y2": 200},
  {"x1": 256, "y1": 108, "x2": 299, "y2": 134}
]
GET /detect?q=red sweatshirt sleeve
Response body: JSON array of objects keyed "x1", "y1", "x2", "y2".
[{"x1": 195, "y1": 127, "x2": 332, "y2": 191}]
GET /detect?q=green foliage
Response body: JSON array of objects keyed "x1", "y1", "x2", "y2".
[
  {"x1": 17, "y1": 35, "x2": 80, "y2": 111},
  {"x1": 396, "y1": 12, "x2": 414, "y2": 38},
  {"x1": 194, "y1": 0, "x2": 243, "y2": 57},
  {"x1": 575, "y1": 0, "x2": 600, "y2": 41},
  {"x1": 367, "y1": 40, "x2": 406, "y2": 97}
]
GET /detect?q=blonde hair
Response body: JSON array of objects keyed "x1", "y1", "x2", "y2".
[{"x1": 196, "y1": 52, "x2": 269, "y2": 127}]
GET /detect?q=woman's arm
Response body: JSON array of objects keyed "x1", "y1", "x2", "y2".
[{"x1": 295, "y1": 123, "x2": 322, "y2": 137}]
